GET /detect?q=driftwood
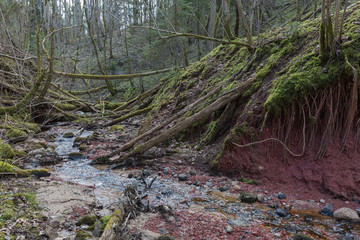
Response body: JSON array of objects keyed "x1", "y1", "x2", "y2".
[
  {"x1": 109, "y1": 76, "x2": 255, "y2": 165},
  {"x1": 99, "y1": 208, "x2": 124, "y2": 240}
]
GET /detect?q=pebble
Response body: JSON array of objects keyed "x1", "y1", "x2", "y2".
[
  {"x1": 278, "y1": 192, "x2": 287, "y2": 199},
  {"x1": 320, "y1": 204, "x2": 333, "y2": 217},
  {"x1": 233, "y1": 185, "x2": 241, "y2": 191},
  {"x1": 239, "y1": 192, "x2": 257, "y2": 203},
  {"x1": 163, "y1": 168, "x2": 170, "y2": 175},
  {"x1": 127, "y1": 173, "x2": 133, "y2": 178},
  {"x1": 257, "y1": 194, "x2": 265, "y2": 203},
  {"x1": 45, "y1": 226, "x2": 59, "y2": 239},
  {"x1": 225, "y1": 225, "x2": 234, "y2": 234},
  {"x1": 177, "y1": 160, "x2": 183, "y2": 165},
  {"x1": 320, "y1": 199, "x2": 326, "y2": 204},
  {"x1": 190, "y1": 170, "x2": 196, "y2": 176},
  {"x1": 219, "y1": 186, "x2": 230, "y2": 192},
  {"x1": 276, "y1": 208, "x2": 288, "y2": 217},
  {"x1": 193, "y1": 181, "x2": 201, "y2": 186},
  {"x1": 205, "y1": 181, "x2": 213, "y2": 187},
  {"x1": 178, "y1": 173, "x2": 189, "y2": 181},
  {"x1": 228, "y1": 218, "x2": 249, "y2": 227}
]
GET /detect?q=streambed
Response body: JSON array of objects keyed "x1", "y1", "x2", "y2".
[{"x1": 28, "y1": 123, "x2": 360, "y2": 239}]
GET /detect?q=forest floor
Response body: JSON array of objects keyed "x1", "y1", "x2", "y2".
[{"x1": 1, "y1": 115, "x2": 360, "y2": 240}]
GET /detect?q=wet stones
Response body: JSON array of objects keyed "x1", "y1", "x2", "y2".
[
  {"x1": 225, "y1": 224, "x2": 234, "y2": 234},
  {"x1": 178, "y1": 173, "x2": 189, "y2": 181},
  {"x1": 319, "y1": 204, "x2": 333, "y2": 217},
  {"x1": 219, "y1": 186, "x2": 230, "y2": 192},
  {"x1": 239, "y1": 192, "x2": 257, "y2": 203},
  {"x1": 63, "y1": 132, "x2": 75, "y2": 138},
  {"x1": 333, "y1": 207, "x2": 360, "y2": 221}
]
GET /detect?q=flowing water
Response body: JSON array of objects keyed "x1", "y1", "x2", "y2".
[{"x1": 30, "y1": 124, "x2": 360, "y2": 239}]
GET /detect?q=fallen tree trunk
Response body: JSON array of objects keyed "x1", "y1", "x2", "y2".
[
  {"x1": 104, "y1": 86, "x2": 222, "y2": 158},
  {"x1": 103, "y1": 105, "x2": 152, "y2": 127},
  {"x1": 110, "y1": 77, "x2": 255, "y2": 164},
  {"x1": 54, "y1": 68, "x2": 173, "y2": 80}
]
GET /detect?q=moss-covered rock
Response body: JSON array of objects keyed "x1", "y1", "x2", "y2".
[
  {"x1": 76, "y1": 214, "x2": 97, "y2": 226},
  {"x1": 79, "y1": 144, "x2": 90, "y2": 151},
  {"x1": 109, "y1": 125, "x2": 124, "y2": 132},
  {"x1": 0, "y1": 161, "x2": 50, "y2": 178},
  {"x1": 74, "y1": 231, "x2": 93, "y2": 240},
  {"x1": 0, "y1": 139, "x2": 14, "y2": 159},
  {"x1": 63, "y1": 132, "x2": 75, "y2": 138},
  {"x1": 6, "y1": 128, "x2": 28, "y2": 143}
]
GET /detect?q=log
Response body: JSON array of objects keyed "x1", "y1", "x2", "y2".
[
  {"x1": 111, "y1": 76, "x2": 255, "y2": 164},
  {"x1": 99, "y1": 208, "x2": 124, "y2": 240},
  {"x1": 54, "y1": 68, "x2": 173, "y2": 80}
]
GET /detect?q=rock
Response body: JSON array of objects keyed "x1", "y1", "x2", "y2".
[
  {"x1": 178, "y1": 173, "x2": 189, "y2": 181},
  {"x1": 74, "y1": 230, "x2": 93, "y2": 240},
  {"x1": 79, "y1": 144, "x2": 90, "y2": 151},
  {"x1": 239, "y1": 192, "x2": 257, "y2": 203},
  {"x1": 276, "y1": 208, "x2": 288, "y2": 217},
  {"x1": 233, "y1": 185, "x2": 241, "y2": 191},
  {"x1": 205, "y1": 181, "x2": 213, "y2": 187},
  {"x1": 128, "y1": 173, "x2": 133, "y2": 178},
  {"x1": 333, "y1": 207, "x2": 360, "y2": 221},
  {"x1": 40, "y1": 211, "x2": 49, "y2": 221},
  {"x1": 93, "y1": 221, "x2": 103, "y2": 237},
  {"x1": 190, "y1": 170, "x2": 196, "y2": 176},
  {"x1": 293, "y1": 233, "x2": 313, "y2": 240},
  {"x1": 0, "y1": 139, "x2": 14, "y2": 159},
  {"x1": 225, "y1": 224, "x2": 234, "y2": 234},
  {"x1": 355, "y1": 208, "x2": 360, "y2": 216},
  {"x1": 228, "y1": 218, "x2": 248, "y2": 227},
  {"x1": 45, "y1": 225, "x2": 59, "y2": 240},
  {"x1": 219, "y1": 186, "x2": 230, "y2": 192},
  {"x1": 319, "y1": 199, "x2": 326, "y2": 204},
  {"x1": 278, "y1": 192, "x2": 287, "y2": 199},
  {"x1": 257, "y1": 194, "x2": 265, "y2": 203},
  {"x1": 7, "y1": 129, "x2": 28, "y2": 143},
  {"x1": 143, "y1": 169, "x2": 150, "y2": 176},
  {"x1": 76, "y1": 214, "x2": 97, "y2": 226},
  {"x1": 163, "y1": 167, "x2": 170, "y2": 175},
  {"x1": 319, "y1": 204, "x2": 333, "y2": 217},
  {"x1": 177, "y1": 160, "x2": 183, "y2": 165},
  {"x1": 49, "y1": 215, "x2": 66, "y2": 228},
  {"x1": 69, "y1": 152, "x2": 84, "y2": 159},
  {"x1": 63, "y1": 132, "x2": 75, "y2": 138},
  {"x1": 156, "y1": 236, "x2": 174, "y2": 240},
  {"x1": 193, "y1": 181, "x2": 201, "y2": 186}
]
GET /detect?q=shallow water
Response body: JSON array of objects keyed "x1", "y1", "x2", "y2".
[{"x1": 42, "y1": 125, "x2": 360, "y2": 239}]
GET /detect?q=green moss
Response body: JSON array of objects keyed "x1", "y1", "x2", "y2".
[
  {"x1": 0, "y1": 139, "x2": 14, "y2": 159},
  {"x1": 76, "y1": 214, "x2": 97, "y2": 226},
  {"x1": 64, "y1": 132, "x2": 75, "y2": 138},
  {"x1": 0, "y1": 161, "x2": 49, "y2": 177},
  {"x1": 6, "y1": 128, "x2": 28, "y2": 142},
  {"x1": 240, "y1": 177, "x2": 261, "y2": 186},
  {"x1": 1, "y1": 209, "x2": 14, "y2": 220},
  {"x1": 74, "y1": 231, "x2": 92, "y2": 240},
  {"x1": 79, "y1": 144, "x2": 90, "y2": 151},
  {"x1": 21, "y1": 122, "x2": 41, "y2": 134},
  {"x1": 109, "y1": 125, "x2": 124, "y2": 132},
  {"x1": 54, "y1": 102, "x2": 78, "y2": 111}
]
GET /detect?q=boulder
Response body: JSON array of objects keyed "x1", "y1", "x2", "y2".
[
  {"x1": 239, "y1": 192, "x2": 257, "y2": 203},
  {"x1": 333, "y1": 207, "x2": 360, "y2": 221},
  {"x1": 320, "y1": 204, "x2": 333, "y2": 217}
]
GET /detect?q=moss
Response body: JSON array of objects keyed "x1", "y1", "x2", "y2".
[
  {"x1": 6, "y1": 128, "x2": 28, "y2": 143},
  {"x1": 109, "y1": 125, "x2": 124, "y2": 132},
  {"x1": 63, "y1": 132, "x2": 75, "y2": 138},
  {"x1": 240, "y1": 177, "x2": 261, "y2": 186},
  {"x1": 0, "y1": 139, "x2": 14, "y2": 159},
  {"x1": 21, "y1": 122, "x2": 41, "y2": 134},
  {"x1": 74, "y1": 231, "x2": 92, "y2": 240},
  {"x1": 0, "y1": 161, "x2": 49, "y2": 177},
  {"x1": 1, "y1": 209, "x2": 14, "y2": 220},
  {"x1": 76, "y1": 214, "x2": 97, "y2": 226},
  {"x1": 104, "y1": 209, "x2": 122, "y2": 231},
  {"x1": 54, "y1": 102, "x2": 78, "y2": 111},
  {"x1": 79, "y1": 144, "x2": 90, "y2": 151}
]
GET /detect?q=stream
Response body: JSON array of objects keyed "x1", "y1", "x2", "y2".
[{"x1": 26, "y1": 123, "x2": 360, "y2": 239}]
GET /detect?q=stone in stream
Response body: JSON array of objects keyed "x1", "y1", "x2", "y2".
[
  {"x1": 333, "y1": 207, "x2": 360, "y2": 221},
  {"x1": 178, "y1": 173, "x2": 189, "y2": 181},
  {"x1": 63, "y1": 132, "x2": 75, "y2": 138},
  {"x1": 239, "y1": 192, "x2": 257, "y2": 203},
  {"x1": 319, "y1": 204, "x2": 333, "y2": 217}
]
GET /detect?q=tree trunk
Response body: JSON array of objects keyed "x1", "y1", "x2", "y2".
[{"x1": 222, "y1": 0, "x2": 235, "y2": 39}]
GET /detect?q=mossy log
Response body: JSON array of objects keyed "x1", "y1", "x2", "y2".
[
  {"x1": 54, "y1": 68, "x2": 173, "y2": 80},
  {"x1": 69, "y1": 85, "x2": 108, "y2": 95},
  {"x1": 110, "y1": 77, "x2": 255, "y2": 165},
  {"x1": 99, "y1": 208, "x2": 123, "y2": 240},
  {"x1": 104, "y1": 86, "x2": 222, "y2": 159},
  {"x1": 104, "y1": 106, "x2": 152, "y2": 127},
  {"x1": 113, "y1": 83, "x2": 163, "y2": 112}
]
